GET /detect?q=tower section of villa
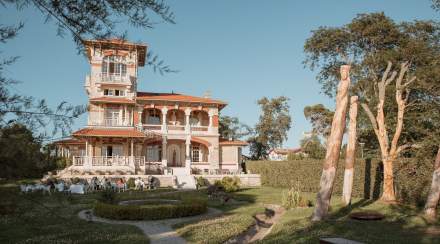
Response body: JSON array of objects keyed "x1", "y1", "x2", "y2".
[{"x1": 56, "y1": 39, "x2": 247, "y2": 176}]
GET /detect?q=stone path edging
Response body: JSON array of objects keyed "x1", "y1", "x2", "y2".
[{"x1": 78, "y1": 207, "x2": 222, "y2": 244}]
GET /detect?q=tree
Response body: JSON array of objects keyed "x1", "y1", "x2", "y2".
[
  {"x1": 303, "y1": 104, "x2": 334, "y2": 141},
  {"x1": 425, "y1": 146, "x2": 440, "y2": 219},
  {"x1": 304, "y1": 12, "x2": 440, "y2": 202},
  {"x1": 342, "y1": 96, "x2": 358, "y2": 206},
  {"x1": 218, "y1": 115, "x2": 252, "y2": 140},
  {"x1": 300, "y1": 134, "x2": 325, "y2": 159},
  {"x1": 249, "y1": 96, "x2": 292, "y2": 159},
  {"x1": 0, "y1": 123, "x2": 60, "y2": 179},
  {"x1": 312, "y1": 65, "x2": 350, "y2": 221}
]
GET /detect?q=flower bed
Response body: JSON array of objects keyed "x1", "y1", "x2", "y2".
[{"x1": 94, "y1": 198, "x2": 207, "y2": 220}]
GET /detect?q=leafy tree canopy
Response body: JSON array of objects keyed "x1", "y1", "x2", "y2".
[
  {"x1": 304, "y1": 12, "x2": 440, "y2": 158},
  {"x1": 303, "y1": 104, "x2": 334, "y2": 140},
  {"x1": 218, "y1": 115, "x2": 252, "y2": 140},
  {"x1": 250, "y1": 96, "x2": 292, "y2": 159}
]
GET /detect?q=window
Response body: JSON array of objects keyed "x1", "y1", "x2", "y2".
[
  {"x1": 147, "y1": 110, "x2": 161, "y2": 124},
  {"x1": 104, "y1": 89, "x2": 125, "y2": 97},
  {"x1": 101, "y1": 145, "x2": 123, "y2": 156},
  {"x1": 102, "y1": 55, "x2": 127, "y2": 76},
  {"x1": 192, "y1": 146, "x2": 200, "y2": 162},
  {"x1": 146, "y1": 145, "x2": 161, "y2": 162}
]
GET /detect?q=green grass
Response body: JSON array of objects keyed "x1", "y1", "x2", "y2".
[
  {"x1": 0, "y1": 183, "x2": 156, "y2": 243},
  {"x1": 262, "y1": 198, "x2": 440, "y2": 244}
]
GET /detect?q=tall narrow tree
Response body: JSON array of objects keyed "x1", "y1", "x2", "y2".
[
  {"x1": 342, "y1": 96, "x2": 358, "y2": 206},
  {"x1": 425, "y1": 146, "x2": 440, "y2": 219},
  {"x1": 312, "y1": 65, "x2": 350, "y2": 221}
]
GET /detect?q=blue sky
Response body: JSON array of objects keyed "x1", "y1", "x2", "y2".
[{"x1": 1, "y1": 0, "x2": 438, "y2": 147}]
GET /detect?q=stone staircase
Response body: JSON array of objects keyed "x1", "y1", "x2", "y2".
[{"x1": 174, "y1": 175, "x2": 197, "y2": 189}]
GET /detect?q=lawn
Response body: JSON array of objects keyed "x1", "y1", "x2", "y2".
[
  {"x1": 0, "y1": 182, "x2": 150, "y2": 244},
  {"x1": 1, "y1": 181, "x2": 439, "y2": 244},
  {"x1": 172, "y1": 187, "x2": 440, "y2": 244}
]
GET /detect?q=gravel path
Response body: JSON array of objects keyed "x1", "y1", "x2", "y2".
[{"x1": 78, "y1": 207, "x2": 222, "y2": 244}]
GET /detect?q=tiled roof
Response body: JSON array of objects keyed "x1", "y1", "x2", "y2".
[
  {"x1": 136, "y1": 92, "x2": 227, "y2": 108},
  {"x1": 83, "y1": 39, "x2": 147, "y2": 66},
  {"x1": 72, "y1": 128, "x2": 147, "y2": 138},
  {"x1": 89, "y1": 97, "x2": 136, "y2": 104},
  {"x1": 53, "y1": 138, "x2": 85, "y2": 145},
  {"x1": 219, "y1": 138, "x2": 248, "y2": 146}
]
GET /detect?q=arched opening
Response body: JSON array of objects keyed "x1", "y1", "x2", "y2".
[
  {"x1": 191, "y1": 142, "x2": 209, "y2": 162},
  {"x1": 190, "y1": 110, "x2": 209, "y2": 127},
  {"x1": 167, "y1": 109, "x2": 185, "y2": 130},
  {"x1": 142, "y1": 108, "x2": 162, "y2": 125}
]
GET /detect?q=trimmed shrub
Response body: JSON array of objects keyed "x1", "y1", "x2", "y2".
[
  {"x1": 98, "y1": 189, "x2": 116, "y2": 204},
  {"x1": 94, "y1": 199, "x2": 207, "y2": 220},
  {"x1": 196, "y1": 176, "x2": 208, "y2": 189},
  {"x1": 214, "y1": 176, "x2": 241, "y2": 193},
  {"x1": 247, "y1": 158, "x2": 433, "y2": 205}
]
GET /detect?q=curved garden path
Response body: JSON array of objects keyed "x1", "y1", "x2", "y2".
[{"x1": 78, "y1": 207, "x2": 222, "y2": 244}]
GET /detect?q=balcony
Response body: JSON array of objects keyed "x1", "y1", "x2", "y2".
[
  {"x1": 97, "y1": 73, "x2": 132, "y2": 84},
  {"x1": 141, "y1": 124, "x2": 212, "y2": 134},
  {"x1": 89, "y1": 117, "x2": 132, "y2": 127}
]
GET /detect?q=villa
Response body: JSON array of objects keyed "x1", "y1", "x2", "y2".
[{"x1": 54, "y1": 39, "x2": 255, "y2": 186}]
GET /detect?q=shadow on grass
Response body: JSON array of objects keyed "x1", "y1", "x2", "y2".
[{"x1": 261, "y1": 196, "x2": 440, "y2": 244}]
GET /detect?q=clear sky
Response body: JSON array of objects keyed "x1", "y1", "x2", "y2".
[{"x1": 1, "y1": 0, "x2": 438, "y2": 147}]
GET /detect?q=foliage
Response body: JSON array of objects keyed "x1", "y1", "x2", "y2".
[
  {"x1": 0, "y1": 183, "x2": 148, "y2": 243},
  {"x1": 287, "y1": 152, "x2": 305, "y2": 160},
  {"x1": 303, "y1": 12, "x2": 440, "y2": 160},
  {"x1": 303, "y1": 104, "x2": 334, "y2": 140},
  {"x1": 214, "y1": 176, "x2": 241, "y2": 193},
  {"x1": 247, "y1": 158, "x2": 434, "y2": 205},
  {"x1": 127, "y1": 178, "x2": 135, "y2": 189},
  {"x1": 282, "y1": 182, "x2": 311, "y2": 209},
  {"x1": 249, "y1": 96, "x2": 292, "y2": 159},
  {"x1": 218, "y1": 115, "x2": 252, "y2": 140},
  {"x1": 3, "y1": 0, "x2": 176, "y2": 74},
  {"x1": 196, "y1": 176, "x2": 208, "y2": 188},
  {"x1": 94, "y1": 199, "x2": 207, "y2": 220},
  {"x1": 300, "y1": 134, "x2": 326, "y2": 159},
  {"x1": 0, "y1": 124, "x2": 64, "y2": 179},
  {"x1": 98, "y1": 189, "x2": 116, "y2": 204},
  {"x1": 175, "y1": 214, "x2": 255, "y2": 244}
]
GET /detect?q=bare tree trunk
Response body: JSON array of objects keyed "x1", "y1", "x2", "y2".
[
  {"x1": 342, "y1": 96, "x2": 358, "y2": 206},
  {"x1": 360, "y1": 61, "x2": 415, "y2": 203},
  {"x1": 425, "y1": 147, "x2": 440, "y2": 218},
  {"x1": 312, "y1": 65, "x2": 350, "y2": 221}
]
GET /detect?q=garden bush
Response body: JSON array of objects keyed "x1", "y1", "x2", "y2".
[
  {"x1": 281, "y1": 182, "x2": 311, "y2": 209},
  {"x1": 98, "y1": 189, "x2": 116, "y2": 204},
  {"x1": 214, "y1": 176, "x2": 241, "y2": 193},
  {"x1": 94, "y1": 199, "x2": 207, "y2": 220},
  {"x1": 247, "y1": 158, "x2": 433, "y2": 205}
]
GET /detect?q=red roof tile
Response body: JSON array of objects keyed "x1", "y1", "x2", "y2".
[
  {"x1": 53, "y1": 138, "x2": 85, "y2": 145},
  {"x1": 136, "y1": 92, "x2": 227, "y2": 108},
  {"x1": 72, "y1": 128, "x2": 147, "y2": 138},
  {"x1": 219, "y1": 139, "x2": 248, "y2": 146},
  {"x1": 90, "y1": 97, "x2": 136, "y2": 104}
]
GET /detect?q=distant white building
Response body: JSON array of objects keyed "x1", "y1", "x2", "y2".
[{"x1": 268, "y1": 148, "x2": 302, "y2": 161}]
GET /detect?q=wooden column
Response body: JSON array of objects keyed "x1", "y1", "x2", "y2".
[
  {"x1": 312, "y1": 65, "x2": 350, "y2": 221},
  {"x1": 342, "y1": 96, "x2": 358, "y2": 206}
]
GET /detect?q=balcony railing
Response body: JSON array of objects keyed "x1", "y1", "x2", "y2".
[
  {"x1": 99, "y1": 73, "x2": 131, "y2": 83},
  {"x1": 141, "y1": 124, "x2": 213, "y2": 133},
  {"x1": 73, "y1": 156, "x2": 85, "y2": 166},
  {"x1": 191, "y1": 126, "x2": 209, "y2": 132},
  {"x1": 89, "y1": 117, "x2": 131, "y2": 127},
  {"x1": 92, "y1": 156, "x2": 129, "y2": 166}
]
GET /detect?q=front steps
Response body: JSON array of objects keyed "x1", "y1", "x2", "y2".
[{"x1": 174, "y1": 175, "x2": 197, "y2": 189}]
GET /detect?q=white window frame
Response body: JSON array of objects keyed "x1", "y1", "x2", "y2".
[{"x1": 192, "y1": 145, "x2": 200, "y2": 162}]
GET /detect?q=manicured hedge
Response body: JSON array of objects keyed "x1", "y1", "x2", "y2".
[
  {"x1": 94, "y1": 199, "x2": 207, "y2": 220},
  {"x1": 246, "y1": 158, "x2": 433, "y2": 206}
]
